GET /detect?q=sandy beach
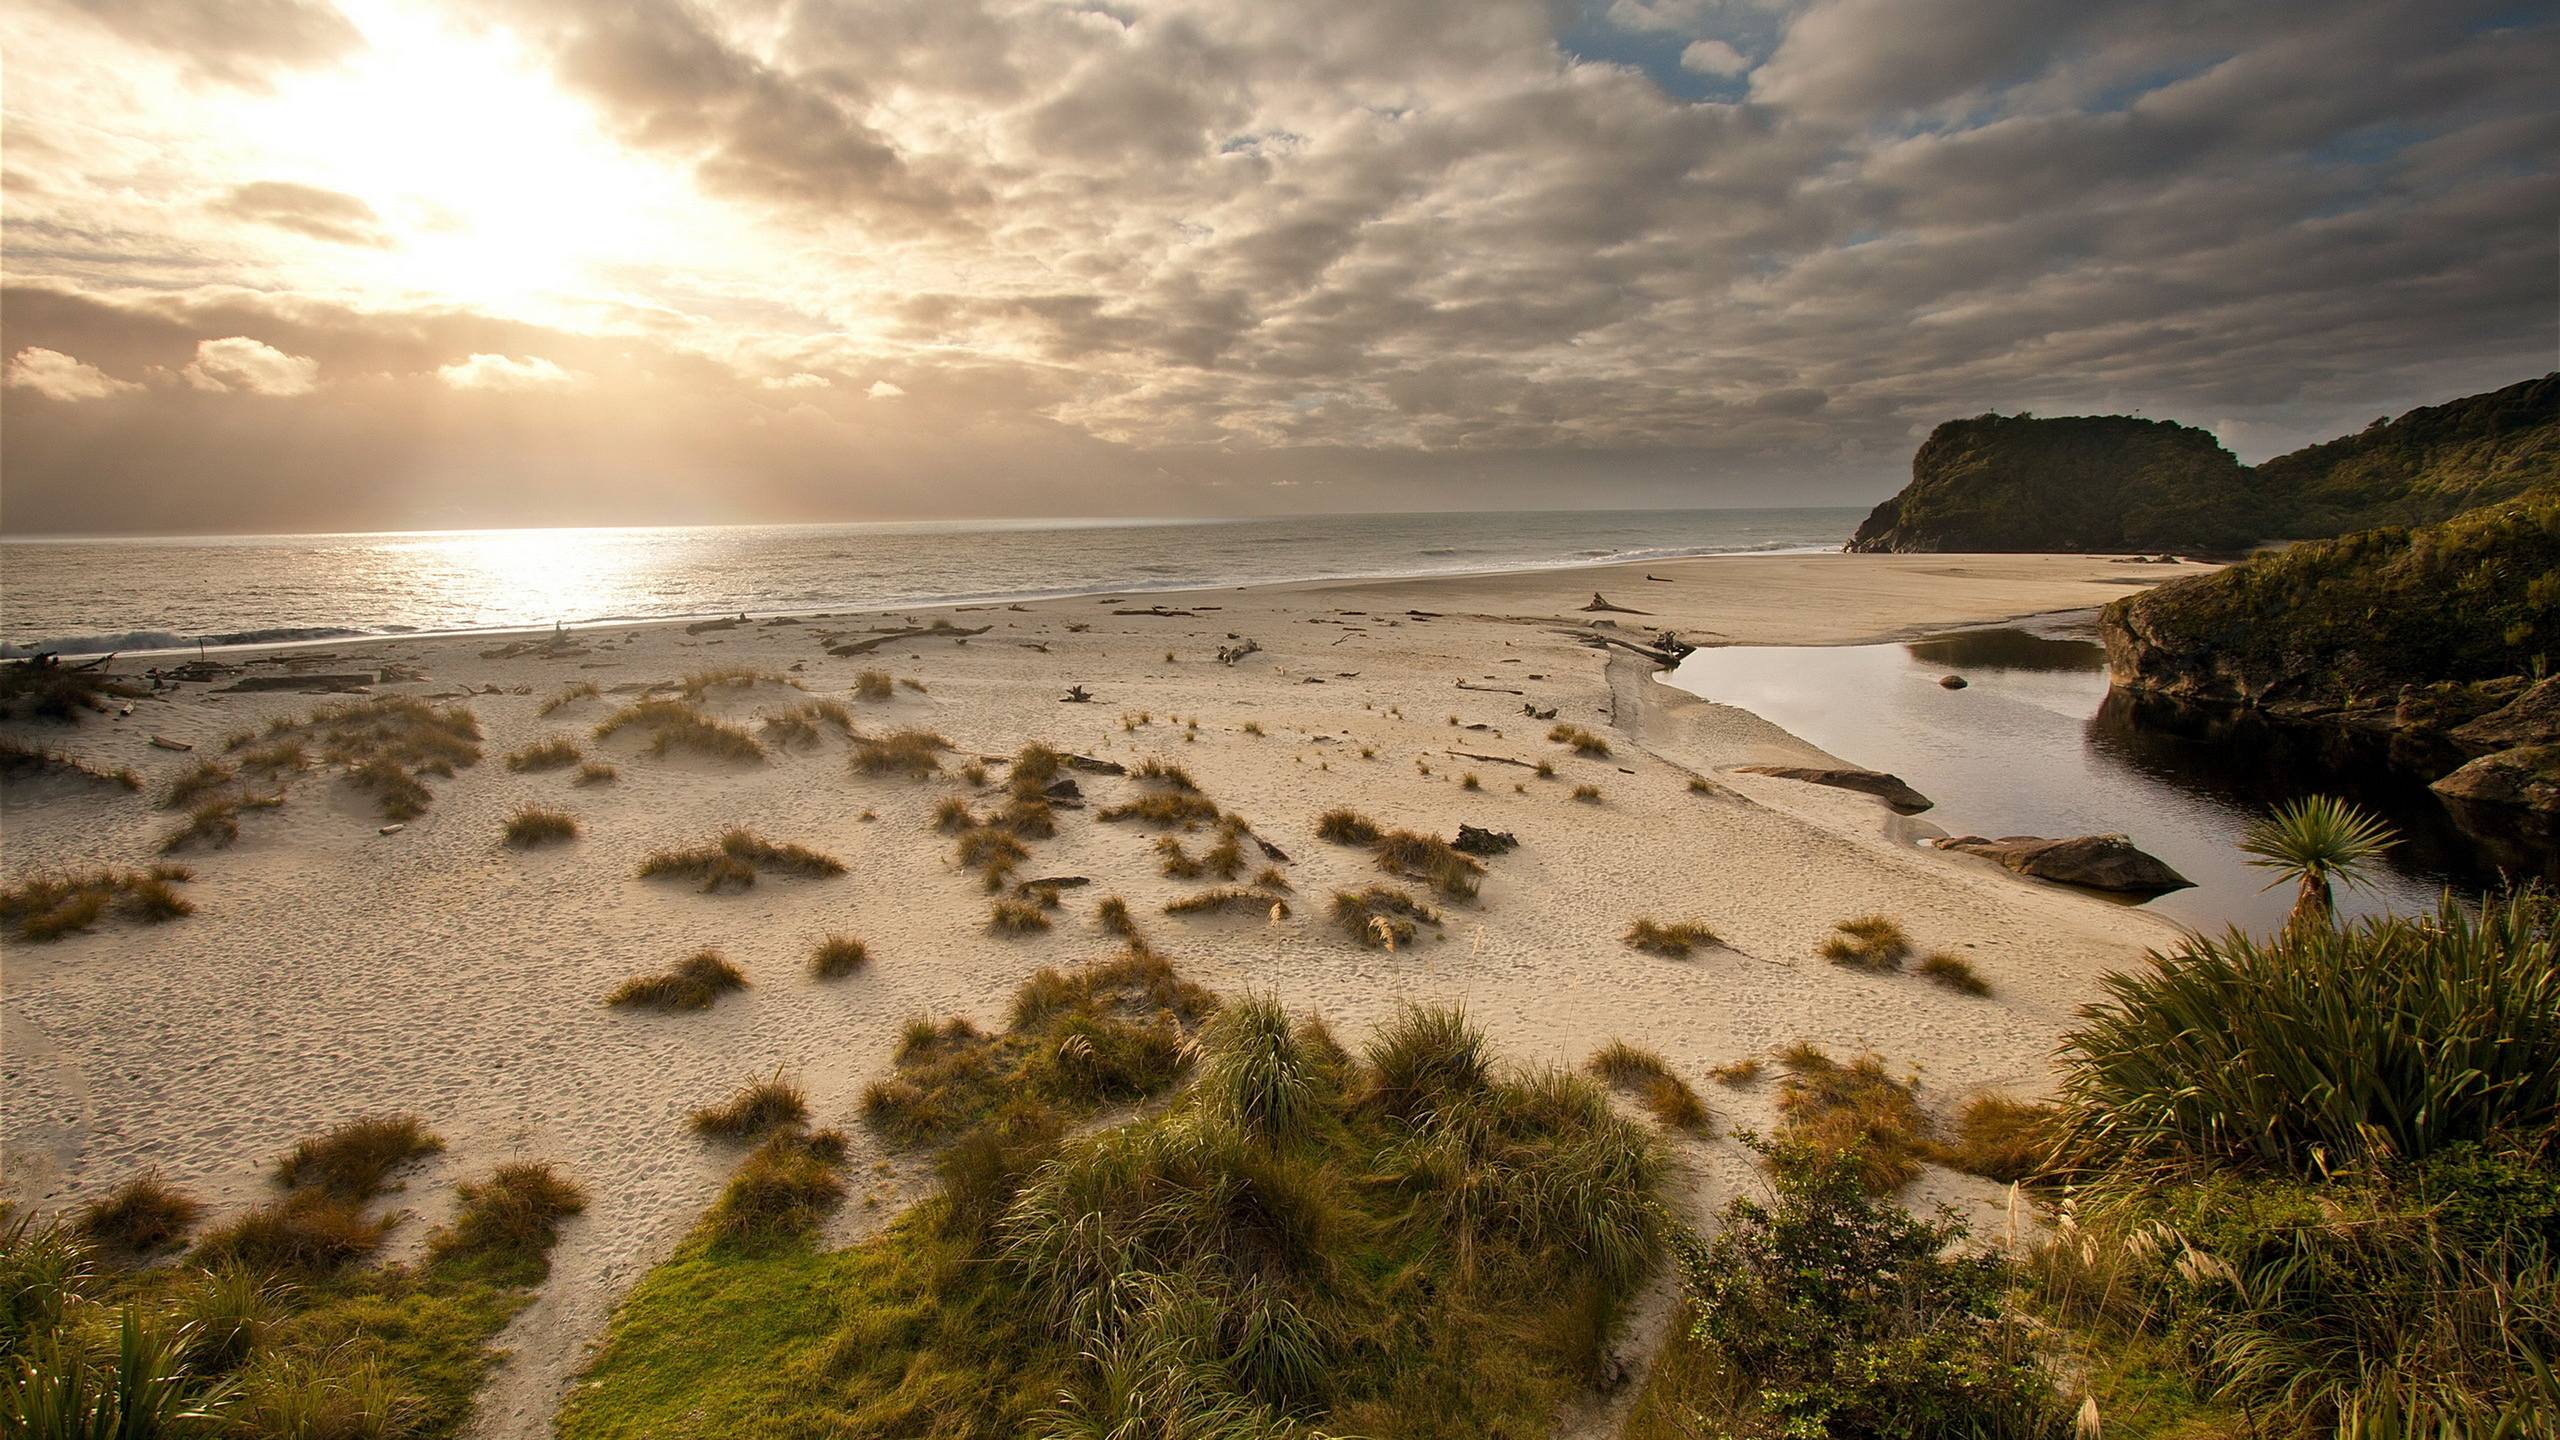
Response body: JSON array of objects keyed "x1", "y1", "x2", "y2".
[{"x1": 1, "y1": 549, "x2": 2212, "y2": 1437}]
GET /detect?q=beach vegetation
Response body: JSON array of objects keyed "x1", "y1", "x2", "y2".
[
  {"x1": 1534, "y1": 759, "x2": 1555, "y2": 778},
  {"x1": 1624, "y1": 918, "x2": 1719, "y2": 958},
  {"x1": 537, "y1": 682, "x2": 601, "y2": 716},
  {"x1": 1330, "y1": 884, "x2": 1441, "y2": 950},
  {"x1": 1571, "y1": 783, "x2": 1602, "y2": 803},
  {"x1": 900, "y1": 677, "x2": 927, "y2": 693},
  {"x1": 1935, "y1": 1095, "x2": 2057, "y2": 1184},
  {"x1": 160, "y1": 758, "x2": 238, "y2": 809},
  {"x1": 504, "y1": 736, "x2": 583, "y2": 771},
  {"x1": 932, "y1": 796, "x2": 976, "y2": 833},
  {"x1": 987, "y1": 898, "x2": 1051, "y2": 934},
  {"x1": 1, "y1": 864, "x2": 193, "y2": 941},
  {"x1": 1095, "y1": 895, "x2": 1139, "y2": 939},
  {"x1": 1371, "y1": 828, "x2": 1484, "y2": 901},
  {"x1": 0, "y1": 655, "x2": 143, "y2": 722},
  {"x1": 854, "y1": 669, "x2": 895, "y2": 701},
  {"x1": 708, "y1": 1128, "x2": 849, "y2": 1245},
  {"x1": 1097, "y1": 790, "x2": 1220, "y2": 828},
  {"x1": 1687, "y1": 775, "x2": 1713, "y2": 794},
  {"x1": 274, "y1": 1115, "x2": 445, "y2": 1200},
  {"x1": 0, "y1": 736, "x2": 140, "y2": 789},
  {"x1": 1131, "y1": 757, "x2": 1197, "y2": 790},
  {"x1": 264, "y1": 696, "x2": 484, "y2": 819},
  {"x1": 2238, "y1": 793, "x2": 2397, "y2": 930},
  {"x1": 1316, "y1": 806, "x2": 1382, "y2": 845},
  {"x1": 609, "y1": 950, "x2": 749, "y2": 1011},
  {"x1": 810, "y1": 933, "x2": 869, "y2": 978},
  {"x1": 1819, "y1": 913, "x2": 1913, "y2": 969},
  {"x1": 574, "y1": 760, "x2": 618, "y2": 785},
  {"x1": 1155, "y1": 837, "x2": 1203, "y2": 878},
  {"x1": 1772, "y1": 1046, "x2": 1934, "y2": 1193},
  {"x1": 1242, "y1": 720, "x2": 1265, "y2": 736},
  {"x1": 501, "y1": 805, "x2": 577, "y2": 847},
  {"x1": 158, "y1": 791, "x2": 284, "y2": 852},
  {"x1": 1253, "y1": 864, "x2": 1291, "y2": 892},
  {"x1": 1709, "y1": 1057, "x2": 1764, "y2": 1087},
  {"x1": 638, "y1": 828, "x2": 844, "y2": 891},
  {"x1": 680, "y1": 667, "x2": 800, "y2": 700},
  {"x1": 596, "y1": 699, "x2": 766, "y2": 763},
  {"x1": 1587, "y1": 1042, "x2": 1712, "y2": 1133},
  {"x1": 1548, "y1": 723, "x2": 1611, "y2": 757},
  {"x1": 1163, "y1": 887, "x2": 1290, "y2": 919},
  {"x1": 693, "y1": 1075, "x2": 811, "y2": 1140},
  {"x1": 73, "y1": 1172, "x2": 203, "y2": 1254},
  {"x1": 1460, "y1": 771, "x2": 1480, "y2": 789},
  {"x1": 851, "y1": 728, "x2": 951, "y2": 778},
  {"x1": 1916, "y1": 950, "x2": 1991, "y2": 994}
]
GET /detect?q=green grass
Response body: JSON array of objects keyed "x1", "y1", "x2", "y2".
[{"x1": 563, "y1": 992, "x2": 1669, "y2": 1440}]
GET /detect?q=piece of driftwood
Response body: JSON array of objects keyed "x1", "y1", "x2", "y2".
[
  {"x1": 1062, "y1": 685, "x2": 1094, "y2": 703},
  {"x1": 218, "y1": 673, "x2": 375, "y2": 693},
  {"x1": 1522, "y1": 703, "x2": 1558, "y2": 720},
  {"x1": 685, "y1": 616, "x2": 747, "y2": 634},
  {"x1": 827, "y1": 622, "x2": 991, "y2": 657},
  {"x1": 1061, "y1": 753, "x2": 1126, "y2": 775},
  {"x1": 1015, "y1": 875, "x2": 1093, "y2": 895},
  {"x1": 1582, "y1": 593, "x2": 1650, "y2": 614},
  {"x1": 1453, "y1": 825, "x2": 1518, "y2": 856},
  {"x1": 1454, "y1": 681, "x2": 1521, "y2": 695},
  {"x1": 1114, "y1": 606, "x2": 1197, "y2": 618},
  {"x1": 1217, "y1": 638, "x2": 1261, "y2": 665},
  {"x1": 1447, "y1": 749, "x2": 1538, "y2": 769},
  {"x1": 149, "y1": 735, "x2": 193, "y2": 752}
]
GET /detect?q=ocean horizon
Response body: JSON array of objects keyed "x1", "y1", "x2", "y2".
[{"x1": 0, "y1": 506, "x2": 1860, "y2": 657}]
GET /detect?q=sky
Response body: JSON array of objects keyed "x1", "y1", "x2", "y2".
[{"x1": 1, "y1": 0, "x2": 2555, "y2": 535}]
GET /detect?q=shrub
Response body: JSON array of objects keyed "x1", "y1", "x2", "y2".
[
  {"x1": 502, "y1": 806, "x2": 578, "y2": 847},
  {"x1": 1331, "y1": 886, "x2": 1440, "y2": 950},
  {"x1": 505, "y1": 737, "x2": 583, "y2": 771},
  {"x1": 430, "y1": 1161, "x2": 586, "y2": 1265},
  {"x1": 1820, "y1": 914, "x2": 1913, "y2": 970},
  {"x1": 2, "y1": 865, "x2": 196, "y2": 941},
  {"x1": 1773, "y1": 1047, "x2": 1934, "y2": 1193},
  {"x1": 692, "y1": 1076, "x2": 810, "y2": 1139},
  {"x1": 1624, "y1": 918, "x2": 1719, "y2": 958},
  {"x1": 609, "y1": 950, "x2": 748, "y2": 1011},
  {"x1": 1587, "y1": 1042, "x2": 1713, "y2": 1133},
  {"x1": 851, "y1": 728, "x2": 952, "y2": 777},
  {"x1": 639, "y1": 828, "x2": 844, "y2": 891},
  {"x1": 73, "y1": 1172, "x2": 201, "y2": 1252},
  {"x1": 1682, "y1": 1135, "x2": 2062, "y2": 1436},
  {"x1": 2057, "y1": 890, "x2": 2560, "y2": 1176},
  {"x1": 1917, "y1": 951, "x2": 1990, "y2": 995},
  {"x1": 276, "y1": 1114, "x2": 445, "y2": 1200},
  {"x1": 810, "y1": 933, "x2": 869, "y2": 978}
]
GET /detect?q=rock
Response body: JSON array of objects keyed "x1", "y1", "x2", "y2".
[
  {"x1": 2430, "y1": 745, "x2": 2560, "y2": 815},
  {"x1": 148, "y1": 735, "x2": 193, "y2": 751},
  {"x1": 2448, "y1": 677, "x2": 2560, "y2": 753},
  {"x1": 1846, "y1": 414, "x2": 2257, "y2": 554},
  {"x1": 1733, "y1": 764, "x2": 1933, "y2": 813},
  {"x1": 1939, "y1": 675, "x2": 1968, "y2": 689},
  {"x1": 1935, "y1": 834, "x2": 2194, "y2": 894},
  {"x1": 1452, "y1": 825, "x2": 1519, "y2": 856}
]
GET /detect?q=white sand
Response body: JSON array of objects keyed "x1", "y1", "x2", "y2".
[{"x1": 0, "y1": 550, "x2": 2210, "y2": 1436}]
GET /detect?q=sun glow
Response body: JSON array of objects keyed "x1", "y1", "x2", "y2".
[{"x1": 226, "y1": 1, "x2": 709, "y2": 313}]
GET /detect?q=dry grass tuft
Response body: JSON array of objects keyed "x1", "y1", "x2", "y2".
[
  {"x1": 1096, "y1": 894, "x2": 1140, "y2": 939},
  {"x1": 1916, "y1": 951, "x2": 1991, "y2": 995},
  {"x1": 537, "y1": 682, "x2": 601, "y2": 716},
  {"x1": 505, "y1": 736, "x2": 584, "y2": 772},
  {"x1": 933, "y1": 796, "x2": 978, "y2": 833},
  {"x1": 639, "y1": 827, "x2": 845, "y2": 892},
  {"x1": 0, "y1": 736, "x2": 141, "y2": 789},
  {"x1": 679, "y1": 667, "x2": 801, "y2": 700},
  {"x1": 502, "y1": 805, "x2": 578, "y2": 847},
  {"x1": 609, "y1": 949, "x2": 749, "y2": 1011},
  {"x1": 853, "y1": 669, "x2": 895, "y2": 701},
  {"x1": 1709, "y1": 1056, "x2": 1764, "y2": 1087},
  {"x1": 1624, "y1": 918, "x2": 1721, "y2": 958},
  {"x1": 161, "y1": 758, "x2": 239, "y2": 810},
  {"x1": 193, "y1": 1193, "x2": 391, "y2": 1274},
  {"x1": 1316, "y1": 807, "x2": 1384, "y2": 846},
  {"x1": 1372, "y1": 828, "x2": 1485, "y2": 901},
  {"x1": 574, "y1": 760, "x2": 619, "y2": 786},
  {"x1": 1772, "y1": 1045, "x2": 1933, "y2": 1193},
  {"x1": 1254, "y1": 864, "x2": 1293, "y2": 893},
  {"x1": 1098, "y1": 790, "x2": 1222, "y2": 828},
  {"x1": 1819, "y1": 914, "x2": 1914, "y2": 970},
  {"x1": 267, "y1": 695, "x2": 484, "y2": 819},
  {"x1": 1571, "y1": 783, "x2": 1603, "y2": 803},
  {"x1": 1164, "y1": 887, "x2": 1290, "y2": 919},
  {"x1": 761, "y1": 699, "x2": 854, "y2": 749},
  {"x1": 597, "y1": 699, "x2": 767, "y2": 763},
  {"x1": 851, "y1": 728, "x2": 952, "y2": 778},
  {"x1": 1587, "y1": 1042, "x2": 1713, "y2": 1133},
  {"x1": 1, "y1": 864, "x2": 194, "y2": 941},
  {"x1": 275, "y1": 1114, "x2": 445, "y2": 1200},
  {"x1": 989, "y1": 898, "x2": 1052, "y2": 934},
  {"x1": 1332, "y1": 885, "x2": 1442, "y2": 950},
  {"x1": 1549, "y1": 723, "x2": 1612, "y2": 757},
  {"x1": 429, "y1": 1160, "x2": 586, "y2": 1263},
  {"x1": 1931, "y1": 1094, "x2": 2056, "y2": 1183},
  {"x1": 691, "y1": 1074, "x2": 810, "y2": 1139},
  {"x1": 708, "y1": 1128, "x2": 848, "y2": 1243},
  {"x1": 75, "y1": 1171, "x2": 203, "y2": 1252},
  {"x1": 158, "y1": 791, "x2": 284, "y2": 853},
  {"x1": 810, "y1": 932, "x2": 870, "y2": 978},
  {"x1": 1132, "y1": 757, "x2": 1198, "y2": 791}
]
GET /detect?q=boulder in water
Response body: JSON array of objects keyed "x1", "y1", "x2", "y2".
[
  {"x1": 1733, "y1": 764, "x2": 1933, "y2": 813},
  {"x1": 2431, "y1": 745, "x2": 2560, "y2": 816},
  {"x1": 1934, "y1": 833, "x2": 2193, "y2": 894}
]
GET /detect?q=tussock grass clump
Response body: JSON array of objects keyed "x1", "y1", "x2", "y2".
[
  {"x1": 853, "y1": 669, "x2": 895, "y2": 700},
  {"x1": 429, "y1": 1160, "x2": 586, "y2": 1265},
  {"x1": 160, "y1": 757, "x2": 238, "y2": 809},
  {"x1": 1709, "y1": 1056, "x2": 1764, "y2": 1087},
  {"x1": 1198, "y1": 994, "x2": 1325, "y2": 1146},
  {"x1": 1132, "y1": 757, "x2": 1198, "y2": 790},
  {"x1": 679, "y1": 667, "x2": 801, "y2": 700},
  {"x1": 692, "y1": 1075, "x2": 811, "y2": 1139},
  {"x1": 1916, "y1": 950, "x2": 1990, "y2": 995},
  {"x1": 574, "y1": 760, "x2": 618, "y2": 785},
  {"x1": 1098, "y1": 790, "x2": 1222, "y2": 829},
  {"x1": 639, "y1": 827, "x2": 845, "y2": 892},
  {"x1": 1164, "y1": 887, "x2": 1290, "y2": 919},
  {"x1": 505, "y1": 736, "x2": 583, "y2": 771},
  {"x1": 1571, "y1": 783, "x2": 1603, "y2": 803},
  {"x1": 1772, "y1": 1046, "x2": 1933, "y2": 1193},
  {"x1": 1, "y1": 864, "x2": 193, "y2": 941},
  {"x1": 1372, "y1": 828, "x2": 1485, "y2": 901},
  {"x1": 279, "y1": 695, "x2": 484, "y2": 818},
  {"x1": 955, "y1": 824, "x2": 1029, "y2": 875},
  {"x1": 275, "y1": 1114, "x2": 446, "y2": 1200},
  {"x1": 596, "y1": 698, "x2": 767, "y2": 763},
  {"x1": 1819, "y1": 914, "x2": 1913, "y2": 970},
  {"x1": 851, "y1": 727, "x2": 951, "y2": 778},
  {"x1": 1932, "y1": 1095, "x2": 2056, "y2": 1183},
  {"x1": 988, "y1": 898, "x2": 1052, "y2": 934},
  {"x1": 609, "y1": 950, "x2": 749, "y2": 1011},
  {"x1": 1587, "y1": 1041, "x2": 1713, "y2": 1133},
  {"x1": 1549, "y1": 723, "x2": 1612, "y2": 757},
  {"x1": 760, "y1": 699, "x2": 853, "y2": 749},
  {"x1": 810, "y1": 932, "x2": 869, "y2": 978},
  {"x1": 158, "y1": 791, "x2": 283, "y2": 852},
  {"x1": 0, "y1": 654, "x2": 142, "y2": 721},
  {"x1": 0, "y1": 735, "x2": 140, "y2": 788},
  {"x1": 1096, "y1": 894, "x2": 1140, "y2": 939},
  {"x1": 1332, "y1": 885, "x2": 1441, "y2": 950},
  {"x1": 502, "y1": 805, "x2": 578, "y2": 847},
  {"x1": 932, "y1": 796, "x2": 977, "y2": 833},
  {"x1": 1254, "y1": 864, "x2": 1292, "y2": 893},
  {"x1": 1363, "y1": 1001, "x2": 1492, "y2": 1116},
  {"x1": 74, "y1": 1171, "x2": 202, "y2": 1252},
  {"x1": 1625, "y1": 918, "x2": 1721, "y2": 958},
  {"x1": 993, "y1": 795, "x2": 1055, "y2": 839},
  {"x1": 708, "y1": 1128, "x2": 849, "y2": 1244},
  {"x1": 1157, "y1": 835, "x2": 1204, "y2": 879},
  {"x1": 537, "y1": 681, "x2": 601, "y2": 716},
  {"x1": 194, "y1": 1193, "x2": 393, "y2": 1274},
  {"x1": 1316, "y1": 806, "x2": 1383, "y2": 846}
]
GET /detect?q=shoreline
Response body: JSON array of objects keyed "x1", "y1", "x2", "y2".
[{"x1": 1, "y1": 549, "x2": 2208, "y2": 1439}]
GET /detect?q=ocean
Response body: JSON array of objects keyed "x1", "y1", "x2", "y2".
[{"x1": 0, "y1": 508, "x2": 1859, "y2": 657}]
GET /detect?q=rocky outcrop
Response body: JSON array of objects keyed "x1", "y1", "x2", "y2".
[
  {"x1": 2448, "y1": 677, "x2": 2560, "y2": 751},
  {"x1": 1732, "y1": 764, "x2": 1932, "y2": 813},
  {"x1": 1934, "y1": 834, "x2": 2194, "y2": 894},
  {"x1": 2432, "y1": 746, "x2": 2560, "y2": 815},
  {"x1": 1847, "y1": 414, "x2": 2259, "y2": 554}
]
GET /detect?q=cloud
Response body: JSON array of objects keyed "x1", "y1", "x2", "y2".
[
  {"x1": 866, "y1": 380, "x2": 906, "y2": 399},
  {"x1": 437, "y1": 353, "x2": 575, "y2": 390},
  {"x1": 212, "y1": 181, "x2": 388, "y2": 246},
  {"x1": 761, "y1": 372, "x2": 831, "y2": 390},
  {"x1": 33, "y1": 0, "x2": 359, "y2": 87},
  {"x1": 7, "y1": 347, "x2": 141, "y2": 402},
  {"x1": 182, "y1": 337, "x2": 320, "y2": 396},
  {"x1": 1680, "y1": 40, "x2": 1749, "y2": 76}
]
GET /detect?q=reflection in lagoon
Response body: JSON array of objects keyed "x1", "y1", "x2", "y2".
[{"x1": 1667, "y1": 617, "x2": 2552, "y2": 936}]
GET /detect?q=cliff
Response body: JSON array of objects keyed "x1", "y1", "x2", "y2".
[{"x1": 2253, "y1": 373, "x2": 2560, "y2": 536}]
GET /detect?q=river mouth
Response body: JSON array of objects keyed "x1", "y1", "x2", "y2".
[{"x1": 1667, "y1": 613, "x2": 2553, "y2": 935}]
